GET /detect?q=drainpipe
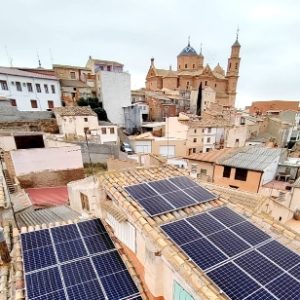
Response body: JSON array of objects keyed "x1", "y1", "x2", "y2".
[{"x1": 0, "y1": 227, "x2": 11, "y2": 264}]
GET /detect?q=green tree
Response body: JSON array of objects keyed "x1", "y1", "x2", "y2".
[{"x1": 78, "y1": 97, "x2": 108, "y2": 121}]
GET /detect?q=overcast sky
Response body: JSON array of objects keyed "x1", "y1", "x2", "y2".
[{"x1": 1, "y1": 0, "x2": 299, "y2": 108}]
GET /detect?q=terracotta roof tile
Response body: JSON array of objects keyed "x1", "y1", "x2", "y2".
[{"x1": 54, "y1": 106, "x2": 97, "y2": 116}]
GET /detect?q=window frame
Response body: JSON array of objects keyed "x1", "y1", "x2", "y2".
[
  {"x1": 35, "y1": 84, "x2": 41, "y2": 93},
  {"x1": 234, "y1": 168, "x2": 248, "y2": 181},
  {"x1": 30, "y1": 99, "x2": 38, "y2": 108},
  {"x1": 223, "y1": 166, "x2": 231, "y2": 178},
  {"x1": 16, "y1": 81, "x2": 22, "y2": 91},
  {"x1": 0, "y1": 80, "x2": 8, "y2": 90}
]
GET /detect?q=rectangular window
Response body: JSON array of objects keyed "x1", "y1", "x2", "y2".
[
  {"x1": 207, "y1": 137, "x2": 211, "y2": 143},
  {"x1": 27, "y1": 82, "x2": 33, "y2": 92},
  {"x1": 205, "y1": 81, "x2": 208, "y2": 86},
  {"x1": 16, "y1": 81, "x2": 22, "y2": 91},
  {"x1": 208, "y1": 127, "x2": 212, "y2": 133},
  {"x1": 235, "y1": 168, "x2": 248, "y2": 181},
  {"x1": 80, "y1": 192, "x2": 90, "y2": 211},
  {"x1": 36, "y1": 84, "x2": 41, "y2": 93},
  {"x1": 0, "y1": 80, "x2": 8, "y2": 90},
  {"x1": 107, "y1": 66, "x2": 111, "y2": 71},
  {"x1": 10, "y1": 99, "x2": 17, "y2": 106},
  {"x1": 202, "y1": 129, "x2": 205, "y2": 133},
  {"x1": 84, "y1": 117, "x2": 88, "y2": 122},
  {"x1": 31, "y1": 100, "x2": 38, "y2": 108},
  {"x1": 200, "y1": 168, "x2": 207, "y2": 175},
  {"x1": 44, "y1": 84, "x2": 49, "y2": 93},
  {"x1": 70, "y1": 71, "x2": 76, "y2": 79},
  {"x1": 193, "y1": 138, "x2": 197, "y2": 143},
  {"x1": 101, "y1": 128, "x2": 107, "y2": 134},
  {"x1": 51, "y1": 84, "x2": 56, "y2": 93},
  {"x1": 192, "y1": 148, "x2": 196, "y2": 153},
  {"x1": 48, "y1": 100, "x2": 54, "y2": 108},
  {"x1": 194, "y1": 129, "x2": 197, "y2": 133},
  {"x1": 223, "y1": 166, "x2": 231, "y2": 178},
  {"x1": 110, "y1": 127, "x2": 115, "y2": 134}
]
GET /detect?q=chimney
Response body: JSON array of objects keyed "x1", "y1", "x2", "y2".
[
  {"x1": 0, "y1": 227, "x2": 11, "y2": 264},
  {"x1": 150, "y1": 57, "x2": 154, "y2": 67}
]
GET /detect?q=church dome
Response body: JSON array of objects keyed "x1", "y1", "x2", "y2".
[{"x1": 178, "y1": 42, "x2": 198, "y2": 56}]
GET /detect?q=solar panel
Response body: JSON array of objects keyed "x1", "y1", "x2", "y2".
[
  {"x1": 186, "y1": 213, "x2": 225, "y2": 235},
  {"x1": 289, "y1": 263, "x2": 300, "y2": 281},
  {"x1": 230, "y1": 221, "x2": 270, "y2": 246},
  {"x1": 125, "y1": 183, "x2": 158, "y2": 200},
  {"x1": 23, "y1": 245, "x2": 57, "y2": 272},
  {"x1": 161, "y1": 219, "x2": 202, "y2": 245},
  {"x1": 266, "y1": 273, "x2": 300, "y2": 300},
  {"x1": 100, "y1": 269, "x2": 140, "y2": 300},
  {"x1": 181, "y1": 238, "x2": 227, "y2": 270},
  {"x1": 55, "y1": 239, "x2": 87, "y2": 263},
  {"x1": 139, "y1": 195, "x2": 174, "y2": 216},
  {"x1": 21, "y1": 219, "x2": 142, "y2": 300},
  {"x1": 84, "y1": 233, "x2": 115, "y2": 254},
  {"x1": 207, "y1": 262, "x2": 260, "y2": 300},
  {"x1": 21, "y1": 229, "x2": 52, "y2": 251},
  {"x1": 125, "y1": 176, "x2": 217, "y2": 217},
  {"x1": 234, "y1": 250, "x2": 283, "y2": 285},
  {"x1": 66, "y1": 279, "x2": 105, "y2": 300},
  {"x1": 244, "y1": 288, "x2": 277, "y2": 300},
  {"x1": 162, "y1": 190, "x2": 196, "y2": 208},
  {"x1": 92, "y1": 250, "x2": 126, "y2": 277},
  {"x1": 78, "y1": 218, "x2": 106, "y2": 236},
  {"x1": 183, "y1": 186, "x2": 216, "y2": 202},
  {"x1": 25, "y1": 266, "x2": 64, "y2": 300},
  {"x1": 51, "y1": 224, "x2": 80, "y2": 243},
  {"x1": 257, "y1": 240, "x2": 300, "y2": 270},
  {"x1": 209, "y1": 206, "x2": 245, "y2": 227},
  {"x1": 207, "y1": 229, "x2": 250, "y2": 257},
  {"x1": 148, "y1": 179, "x2": 179, "y2": 194},
  {"x1": 61, "y1": 258, "x2": 97, "y2": 287},
  {"x1": 169, "y1": 176, "x2": 198, "y2": 189}
]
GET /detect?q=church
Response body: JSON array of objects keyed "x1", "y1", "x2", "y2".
[{"x1": 145, "y1": 35, "x2": 241, "y2": 110}]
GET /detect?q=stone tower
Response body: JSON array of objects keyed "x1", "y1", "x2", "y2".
[{"x1": 226, "y1": 34, "x2": 241, "y2": 107}]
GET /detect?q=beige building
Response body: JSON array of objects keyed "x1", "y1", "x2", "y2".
[
  {"x1": 53, "y1": 64, "x2": 96, "y2": 105},
  {"x1": 54, "y1": 106, "x2": 99, "y2": 140},
  {"x1": 145, "y1": 36, "x2": 241, "y2": 109}
]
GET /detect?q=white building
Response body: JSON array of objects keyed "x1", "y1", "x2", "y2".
[
  {"x1": 54, "y1": 106, "x2": 99, "y2": 139},
  {"x1": 90, "y1": 121, "x2": 119, "y2": 144},
  {"x1": 0, "y1": 67, "x2": 61, "y2": 111},
  {"x1": 98, "y1": 71, "x2": 131, "y2": 127}
]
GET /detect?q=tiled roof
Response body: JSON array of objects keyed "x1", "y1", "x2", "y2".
[
  {"x1": 219, "y1": 146, "x2": 284, "y2": 171},
  {"x1": 0, "y1": 66, "x2": 58, "y2": 80},
  {"x1": 89, "y1": 58, "x2": 123, "y2": 66},
  {"x1": 60, "y1": 79, "x2": 90, "y2": 88},
  {"x1": 97, "y1": 166, "x2": 300, "y2": 299},
  {"x1": 54, "y1": 106, "x2": 97, "y2": 116},
  {"x1": 25, "y1": 186, "x2": 69, "y2": 207},
  {"x1": 185, "y1": 148, "x2": 236, "y2": 162}
]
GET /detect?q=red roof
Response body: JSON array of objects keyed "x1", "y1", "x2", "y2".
[{"x1": 26, "y1": 187, "x2": 69, "y2": 207}]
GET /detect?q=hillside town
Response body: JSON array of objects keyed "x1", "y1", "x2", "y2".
[{"x1": 1, "y1": 3, "x2": 300, "y2": 300}]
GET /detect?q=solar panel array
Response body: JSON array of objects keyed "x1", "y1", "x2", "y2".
[
  {"x1": 21, "y1": 219, "x2": 141, "y2": 300},
  {"x1": 161, "y1": 206, "x2": 300, "y2": 300},
  {"x1": 124, "y1": 176, "x2": 216, "y2": 217}
]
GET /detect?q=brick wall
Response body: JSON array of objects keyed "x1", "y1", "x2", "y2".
[
  {"x1": 17, "y1": 168, "x2": 85, "y2": 188},
  {"x1": 3, "y1": 152, "x2": 16, "y2": 181}
]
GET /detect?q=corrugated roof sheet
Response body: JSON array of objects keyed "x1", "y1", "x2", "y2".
[
  {"x1": 219, "y1": 146, "x2": 284, "y2": 171},
  {"x1": 0, "y1": 66, "x2": 58, "y2": 80},
  {"x1": 25, "y1": 186, "x2": 69, "y2": 207},
  {"x1": 16, "y1": 205, "x2": 80, "y2": 227}
]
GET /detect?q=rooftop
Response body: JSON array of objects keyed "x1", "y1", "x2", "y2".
[
  {"x1": 0, "y1": 66, "x2": 58, "y2": 81},
  {"x1": 54, "y1": 106, "x2": 97, "y2": 117},
  {"x1": 185, "y1": 148, "x2": 235, "y2": 162},
  {"x1": 60, "y1": 79, "x2": 90, "y2": 88},
  {"x1": 219, "y1": 146, "x2": 284, "y2": 171},
  {"x1": 25, "y1": 186, "x2": 69, "y2": 207},
  {"x1": 97, "y1": 166, "x2": 300, "y2": 299},
  {"x1": 53, "y1": 64, "x2": 91, "y2": 71}
]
